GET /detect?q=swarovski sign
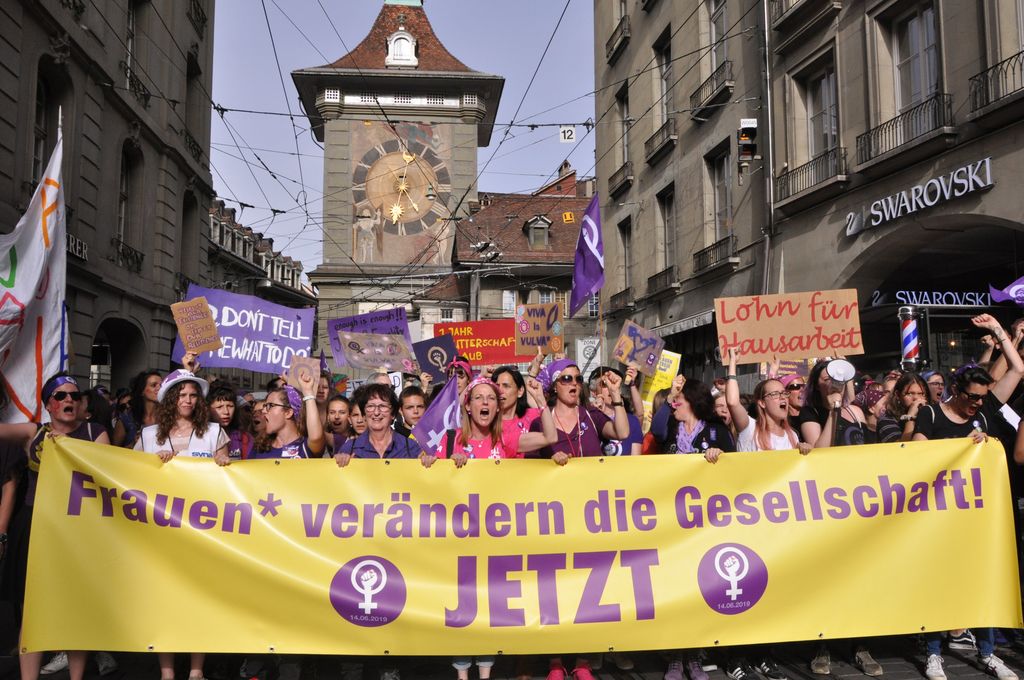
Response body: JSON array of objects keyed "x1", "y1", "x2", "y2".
[{"x1": 845, "y1": 158, "x2": 994, "y2": 237}]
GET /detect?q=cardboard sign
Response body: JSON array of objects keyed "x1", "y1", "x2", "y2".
[
  {"x1": 715, "y1": 289, "x2": 864, "y2": 365},
  {"x1": 327, "y1": 308, "x2": 411, "y2": 368},
  {"x1": 171, "y1": 285, "x2": 314, "y2": 374},
  {"x1": 760, "y1": 358, "x2": 815, "y2": 380},
  {"x1": 286, "y1": 355, "x2": 321, "y2": 390},
  {"x1": 434, "y1": 319, "x2": 532, "y2": 366},
  {"x1": 414, "y1": 335, "x2": 459, "y2": 382},
  {"x1": 515, "y1": 303, "x2": 564, "y2": 355},
  {"x1": 639, "y1": 349, "x2": 681, "y2": 432},
  {"x1": 612, "y1": 320, "x2": 665, "y2": 377},
  {"x1": 171, "y1": 297, "x2": 222, "y2": 354},
  {"x1": 338, "y1": 331, "x2": 418, "y2": 373}
]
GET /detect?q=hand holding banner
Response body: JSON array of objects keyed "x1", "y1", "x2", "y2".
[
  {"x1": 171, "y1": 297, "x2": 222, "y2": 354},
  {"x1": 612, "y1": 321, "x2": 665, "y2": 377}
]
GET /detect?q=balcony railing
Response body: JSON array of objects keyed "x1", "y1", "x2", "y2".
[
  {"x1": 775, "y1": 147, "x2": 847, "y2": 201},
  {"x1": 608, "y1": 160, "x2": 634, "y2": 198},
  {"x1": 609, "y1": 287, "x2": 634, "y2": 313},
  {"x1": 693, "y1": 234, "x2": 737, "y2": 274},
  {"x1": 111, "y1": 237, "x2": 144, "y2": 273},
  {"x1": 182, "y1": 129, "x2": 203, "y2": 164},
  {"x1": 970, "y1": 48, "x2": 1024, "y2": 111},
  {"x1": 690, "y1": 60, "x2": 733, "y2": 120},
  {"x1": 856, "y1": 93, "x2": 953, "y2": 164},
  {"x1": 119, "y1": 61, "x2": 152, "y2": 109},
  {"x1": 769, "y1": 0, "x2": 798, "y2": 22},
  {"x1": 644, "y1": 118, "x2": 677, "y2": 164},
  {"x1": 647, "y1": 265, "x2": 678, "y2": 297},
  {"x1": 188, "y1": 0, "x2": 208, "y2": 37},
  {"x1": 606, "y1": 15, "x2": 631, "y2": 64}
]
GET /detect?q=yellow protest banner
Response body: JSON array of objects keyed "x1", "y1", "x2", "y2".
[
  {"x1": 640, "y1": 349, "x2": 681, "y2": 432},
  {"x1": 24, "y1": 438, "x2": 1021, "y2": 655}
]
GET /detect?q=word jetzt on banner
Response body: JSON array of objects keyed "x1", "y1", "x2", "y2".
[{"x1": 24, "y1": 439, "x2": 1021, "y2": 655}]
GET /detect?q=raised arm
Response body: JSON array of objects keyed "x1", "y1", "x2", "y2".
[
  {"x1": 297, "y1": 368, "x2": 325, "y2": 456},
  {"x1": 626, "y1": 365, "x2": 645, "y2": 419},
  {"x1": 599, "y1": 371, "x2": 630, "y2": 440},
  {"x1": 725, "y1": 348, "x2": 750, "y2": 432},
  {"x1": 974, "y1": 315, "x2": 1024, "y2": 403},
  {"x1": 516, "y1": 378, "x2": 558, "y2": 452}
]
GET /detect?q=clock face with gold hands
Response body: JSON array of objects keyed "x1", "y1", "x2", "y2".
[{"x1": 352, "y1": 138, "x2": 452, "y2": 235}]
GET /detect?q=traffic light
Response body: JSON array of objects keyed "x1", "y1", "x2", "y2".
[{"x1": 737, "y1": 118, "x2": 758, "y2": 164}]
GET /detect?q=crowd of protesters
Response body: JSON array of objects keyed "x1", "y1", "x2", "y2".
[{"x1": 3, "y1": 314, "x2": 1024, "y2": 680}]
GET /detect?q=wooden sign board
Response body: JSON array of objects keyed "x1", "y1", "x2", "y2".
[
  {"x1": 171, "y1": 296, "x2": 222, "y2": 354},
  {"x1": 715, "y1": 289, "x2": 864, "y2": 366},
  {"x1": 612, "y1": 320, "x2": 665, "y2": 377},
  {"x1": 515, "y1": 302, "x2": 564, "y2": 356}
]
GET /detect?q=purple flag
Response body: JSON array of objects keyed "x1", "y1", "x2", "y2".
[
  {"x1": 569, "y1": 194, "x2": 604, "y2": 318},
  {"x1": 990, "y1": 276, "x2": 1024, "y2": 307},
  {"x1": 411, "y1": 378, "x2": 460, "y2": 453},
  {"x1": 319, "y1": 349, "x2": 329, "y2": 374}
]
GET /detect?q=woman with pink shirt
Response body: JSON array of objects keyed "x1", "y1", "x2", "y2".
[{"x1": 492, "y1": 366, "x2": 557, "y2": 457}]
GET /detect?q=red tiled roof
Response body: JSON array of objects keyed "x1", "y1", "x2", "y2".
[
  {"x1": 455, "y1": 193, "x2": 591, "y2": 264},
  {"x1": 420, "y1": 273, "x2": 469, "y2": 301},
  {"x1": 326, "y1": 4, "x2": 474, "y2": 73}
]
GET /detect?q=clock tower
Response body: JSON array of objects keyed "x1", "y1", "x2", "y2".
[{"x1": 293, "y1": 0, "x2": 504, "y2": 363}]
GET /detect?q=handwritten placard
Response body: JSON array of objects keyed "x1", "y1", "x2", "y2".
[
  {"x1": 171, "y1": 297, "x2": 222, "y2": 354},
  {"x1": 339, "y1": 331, "x2": 419, "y2": 373},
  {"x1": 612, "y1": 320, "x2": 665, "y2": 377},
  {"x1": 434, "y1": 319, "x2": 531, "y2": 365},
  {"x1": 286, "y1": 355, "x2": 321, "y2": 390},
  {"x1": 327, "y1": 308, "x2": 411, "y2": 368},
  {"x1": 414, "y1": 335, "x2": 458, "y2": 382},
  {"x1": 515, "y1": 302, "x2": 564, "y2": 355},
  {"x1": 715, "y1": 289, "x2": 864, "y2": 365}
]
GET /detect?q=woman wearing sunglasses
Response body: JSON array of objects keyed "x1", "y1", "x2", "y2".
[
  {"x1": 527, "y1": 358, "x2": 629, "y2": 465},
  {"x1": 725, "y1": 349, "x2": 809, "y2": 454},
  {"x1": 0, "y1": 374, "x2": 109, "y2": 680},
  {"x1": 912, "y1": 314, "x2": 1023, "y2": 680}
]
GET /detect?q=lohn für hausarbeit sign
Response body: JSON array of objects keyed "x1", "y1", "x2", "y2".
[{"x1": 845, "y1": 158, "x2": 994, "y2": 237}]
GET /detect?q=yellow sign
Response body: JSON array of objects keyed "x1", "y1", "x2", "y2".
[
  {"x1": 640, "y1": 349, "x2": 681, "y2": 432},
  {"x1": 24, "y1": 438, "x2": 1021, "y2": 655}
]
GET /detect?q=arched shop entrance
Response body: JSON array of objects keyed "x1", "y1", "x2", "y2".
[
  {"x1": 91, "y1": 317, "x2": 148, "y2": 389},
  {"x1": 841, "y1": 217, "x2": 1024, "y2": 373}
]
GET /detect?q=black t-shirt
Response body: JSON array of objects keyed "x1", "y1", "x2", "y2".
[{"x1": 914, "y1": 395, "x2": 999, "y2": 440}]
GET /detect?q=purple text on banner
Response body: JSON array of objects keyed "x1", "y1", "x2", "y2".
[
  {"x1": 171, "y1": 285, "x2": 314, "y2": 374},
  {"x1": 327, "y1": 308, "x2": 411, "y2": 367}
]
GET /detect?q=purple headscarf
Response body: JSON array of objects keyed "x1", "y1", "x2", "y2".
[{"x1": 537, "y1": 358, "x2": 578, "y2": 392}]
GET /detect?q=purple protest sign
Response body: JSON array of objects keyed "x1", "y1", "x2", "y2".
[
  {"x1": 327, "y1": 308, "x2": 412, "y2": 368},
  {"x1": 171, "y1": 285, "x2": 314, "y2": 374},
  {"x1": 411, "y1": 378, "x2": 460, "y2": 453},
  {"x1": 413, "y1": 335, "x2": 458, "y2": 382}
]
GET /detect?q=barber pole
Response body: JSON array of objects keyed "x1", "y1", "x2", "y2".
[{"x1": 899, "y1": 306, "x2": 921, "y2": 371}]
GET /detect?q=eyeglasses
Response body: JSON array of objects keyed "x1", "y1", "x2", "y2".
[
  {"x1": 364, "y1": 403, "x2": 392, "y2": 413},
  {"x1": 961, "y1": 391, "x2": 986, "y2": 403},
  {"x1": 785, "y1": 383, "x2": 805, "y2": 391},
  {"x1": 927, "y1": 380, "x2": 945, "y2": 387},
  {"x1": 557, "y1": 374, "x2": 585, "y2": 385},
  {"x1": 51, "y1": 391, "x2": 82, "y2": 402},
  {"x1": 763, "y1": 391, "x2": 787, "y2": 400},
  {"x1": 262, "y1": 402, "x2": 289, "y2": 411}
]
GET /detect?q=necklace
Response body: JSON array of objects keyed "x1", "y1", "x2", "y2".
[{"x1": 553, "y1": 406, "x2": 583, "y2": 458}]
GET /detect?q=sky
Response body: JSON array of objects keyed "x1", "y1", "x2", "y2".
[{"x1": 210, "y1": 0, "x2": 597, "y2": 276}]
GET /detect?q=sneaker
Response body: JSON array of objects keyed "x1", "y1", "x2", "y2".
[
  {"x1": 664, "y1": 660, "x2": 685, "y2": 680},
  {"x1": 980, "y1": 654, "x2": 1019, "y2": 680},
  {"x1": 727, "y1": 662, "x2": 758, "y2": 680},
  {"x1": 546, "y1": 661, "x2": 566, "y2": 680},
  {"x1": 925, "y1": 654, "x2": 946, "y2": 680},
  {"x1": 584, "y1": 654, "x2": 603, "y2": 671},
  {"x1": 757, "y1": 658, "x2": 788, "y2": 680},
  {"x1": 607, "y1": 652, "x2": 634, "y2": 671},
  {"x1": 950, "y1": 630, "x2": 978, "y2": 651},
  {"x1": 854, "y1": 650, "x2": 883, "y2": 677},
  {"x1": 40, "y1": 652, "x2": 69, "y2": 675},
  {"x1": 688, "y1": 659, "x2": 710, "y2": 680},
  {"x1": 571, "y1": 660, "x2": 595, "y2": 680},
  {"x1": 810, "y1": 648, "x2": 831, "y2": 675},
  {"x1": 96, "y1": 652, "x2": 118, "y2": 676}
]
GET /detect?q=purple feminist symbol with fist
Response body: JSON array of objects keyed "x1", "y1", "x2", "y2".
[
  {"x1": 696, "y1": 543, "x2": 767, "y2": 615},
  {"x1": 329, "y1": 556, "x2": 406, "y2": 627}
]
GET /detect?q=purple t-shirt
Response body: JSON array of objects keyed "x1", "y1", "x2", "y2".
[
  {"x1": 248, "y1": 437, "x2": 311, "y2": 460},
  {"x1": 602, "y1": 413, "x2": 642, "y2": 456},
  {"x1": 529, "y1": 406, "x2": 612, "y2": 458}
]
